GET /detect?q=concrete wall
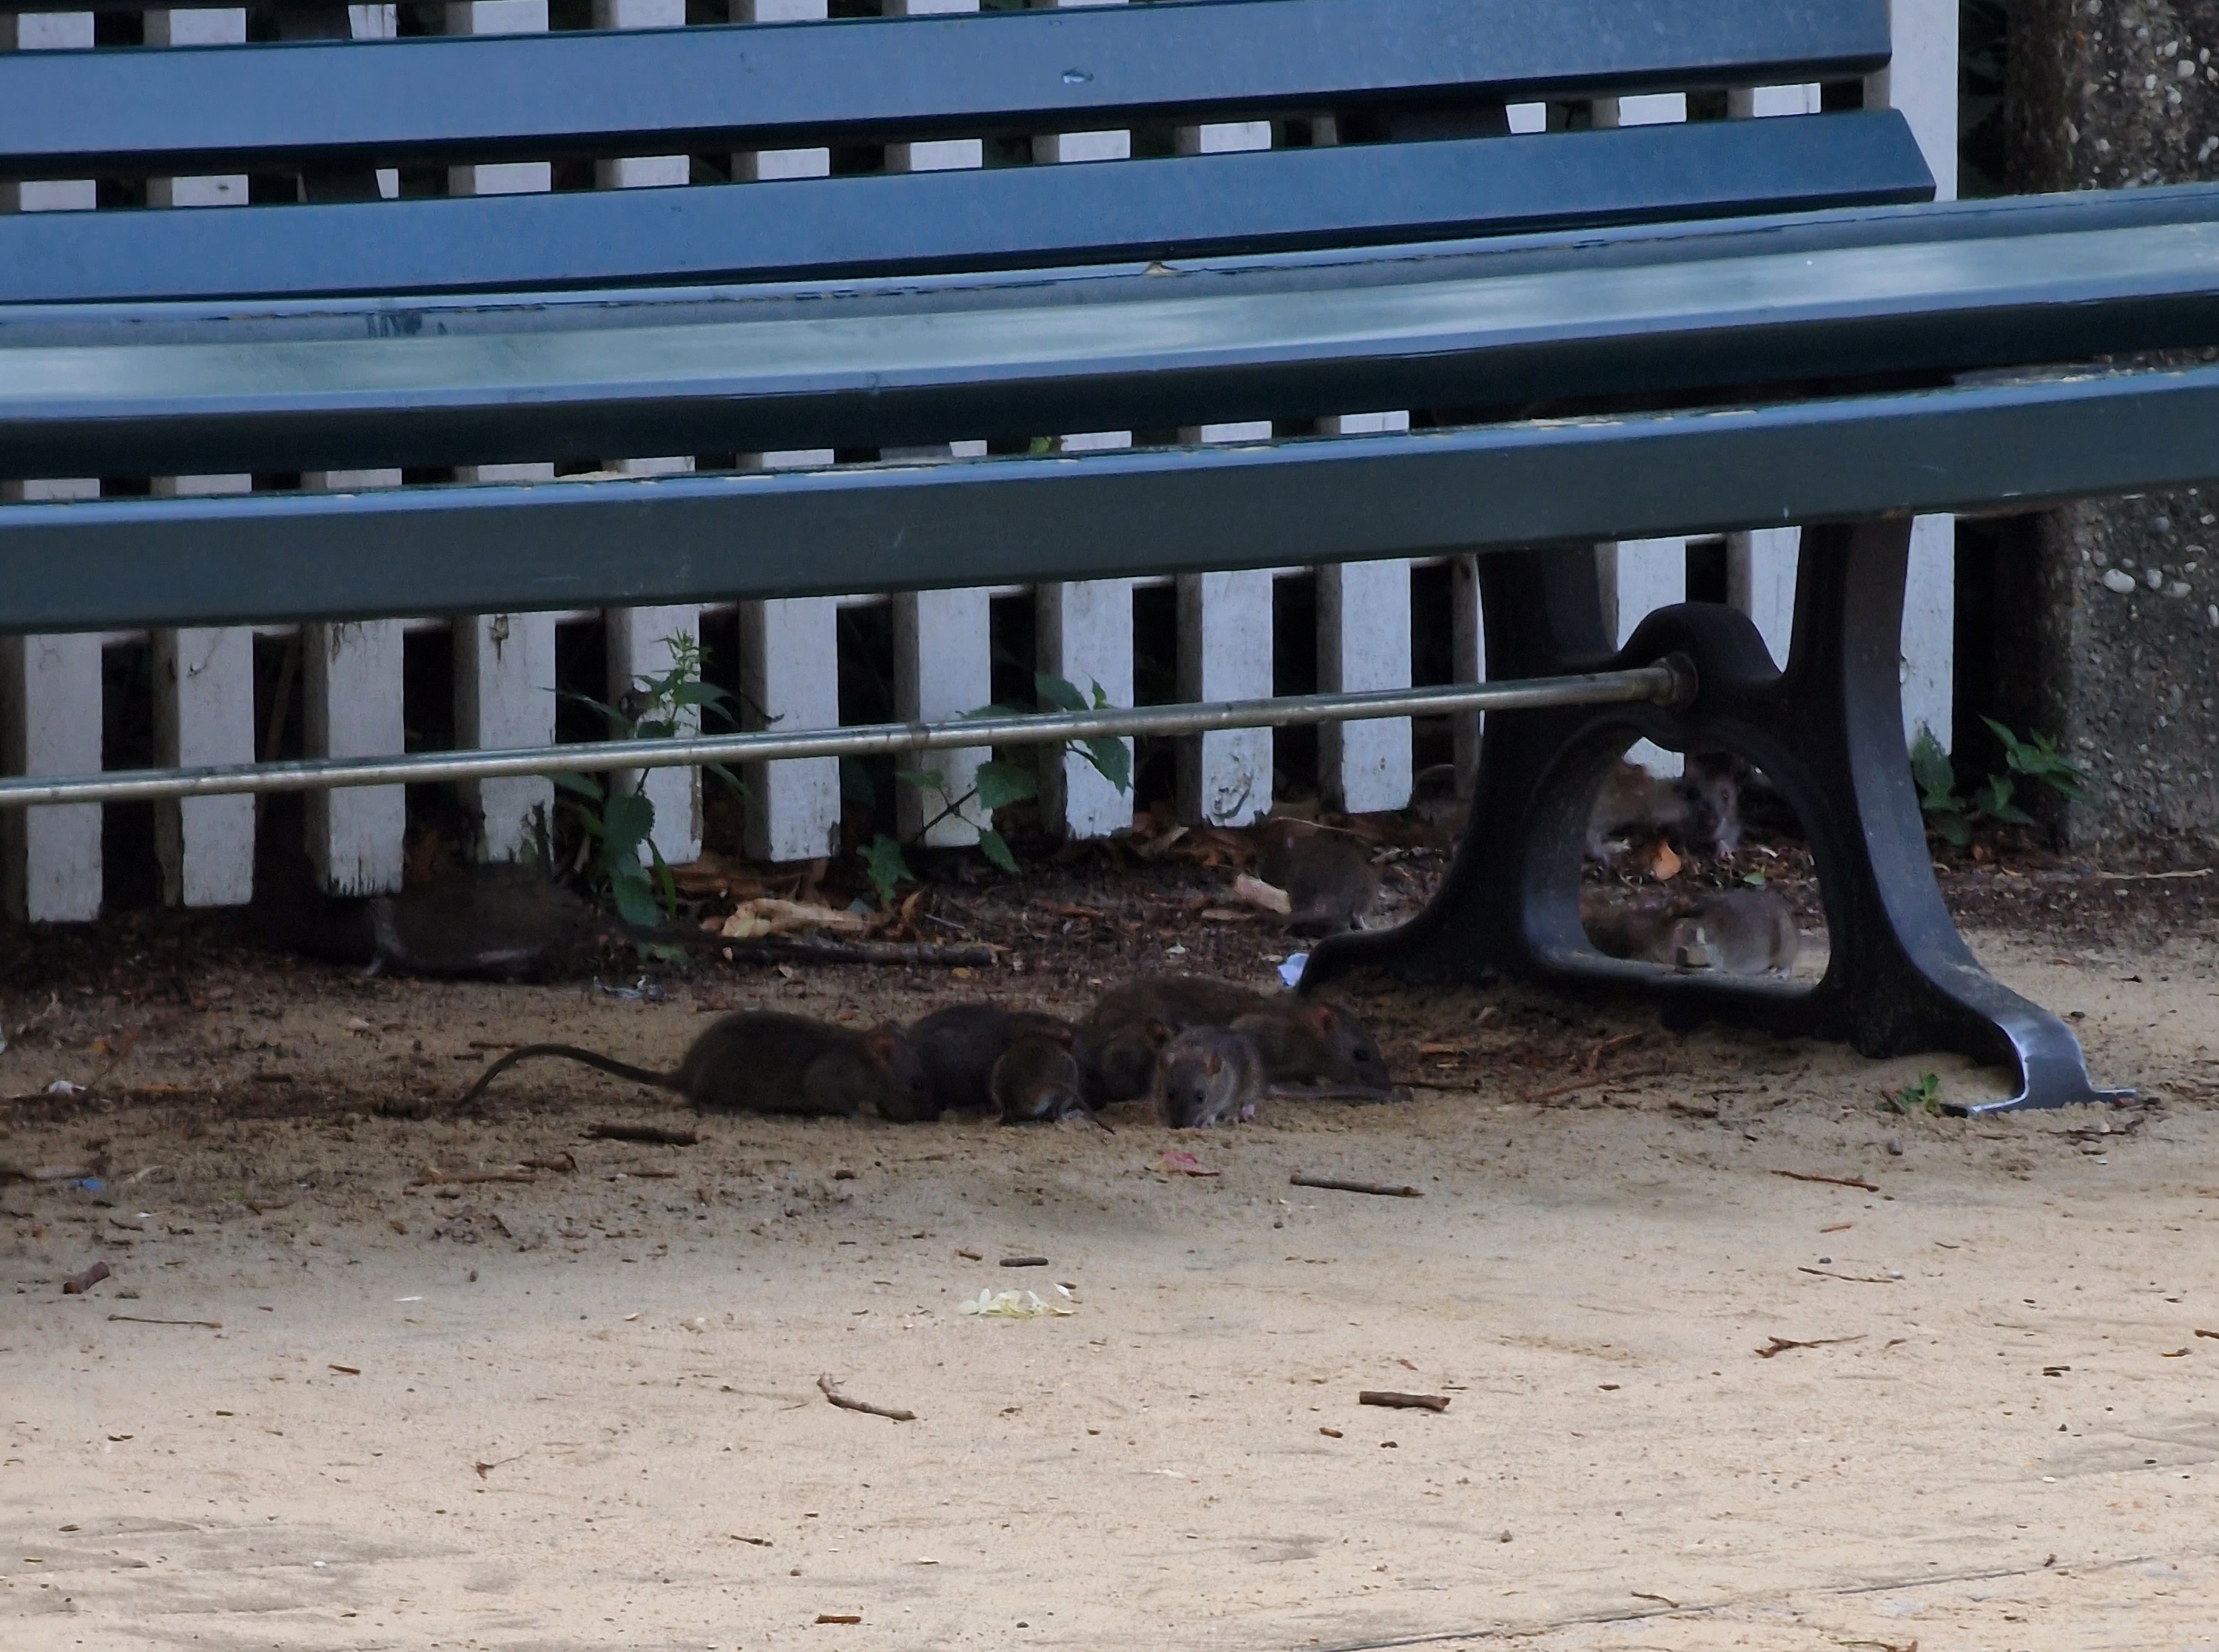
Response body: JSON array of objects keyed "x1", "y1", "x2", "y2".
[{"x1": 2005, "y1": 0, "x2": 2219, "y2": 850}]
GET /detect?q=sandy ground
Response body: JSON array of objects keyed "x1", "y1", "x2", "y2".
[{"x1": 4, "y1": 914, "x2": 2218, "y2": 1651}]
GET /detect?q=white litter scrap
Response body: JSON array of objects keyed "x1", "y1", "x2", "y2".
[{"x1": 959, "y1": 1288, "x2": 1074, "y2": 1320}]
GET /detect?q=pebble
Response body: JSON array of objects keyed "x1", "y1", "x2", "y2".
[
  {"x1": 2145, "y1": 567, "x2": 2166, "y2": 590},
  {"x1": 2102, "y1": 568, "x2": 2138, "y2": 594}
]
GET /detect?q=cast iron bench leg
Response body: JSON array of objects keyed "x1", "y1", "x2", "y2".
[{"x1": 1302, "y1": 519, "x2": 2126, "y2": 1115}]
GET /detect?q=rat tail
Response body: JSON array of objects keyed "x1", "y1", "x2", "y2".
[{"x1": 457, "y1": 1044, "x2": 674, "y2": 1107}]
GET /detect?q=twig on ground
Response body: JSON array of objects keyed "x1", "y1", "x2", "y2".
[
  {"x1": 585, "y1": 1123, "x2": 699, "y2": 1147},
  {"x1": 818, "y1": 1374, "x2": 915, "y2": 1423},
  {"x1": 1358, "y1": 1391, "x2": 1450, "y2": 1412},
  {"x1": 1525, "y1": 1065, "x2": 1675, "y2": 1103},
  {"x1": 1799, "y1": 1266, "x2": 1898, "y2": 1284},
  {"x1": 1583, "y1": 1031, "x2": 1646, "y2": 1073},
  {"x1": 108, "y1": 1313, "x2": 221, "y2": 1329},
  {"x1": 1773, "y1": 1169, "x2": 1881, "y2": 1193},
  {"x1": 1630, "y1": 1591, "x2": 1680, "y2": 1608},
  {"x1": 522, "y1": 1153, "x2": 578, "y2": 1174},
  {"x1": 1291, "y1": 1173, "x2": 1422, "y2": 1198},
  {"x1": 408, "y1": 1169, "x2": 539, "y2": 1188},
  {"x1": 61, "y1": 1260, "x2": 110, "y2": 1295},
  {"x1": 999, "y1": 1255, "x2": 1049, "y2": 1268},
  {"x1": 1755, "y1": 1334, "x2": 1866, "y2": 1359},
  {"x1": 724, "y1": 937, "x2": 994, "y2": 968}
]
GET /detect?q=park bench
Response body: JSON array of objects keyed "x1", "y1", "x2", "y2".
[{"x1": 4, "y1": 0, "x2": 2218, "y2": 1113}]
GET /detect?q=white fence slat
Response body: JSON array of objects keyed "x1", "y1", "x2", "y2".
[
  {"x1": 2, "y1": 15, "x2": 100, "y2": 922},
  {"x1": 1037, "y1": 574, "x2": 1136, "y2": 840},
  {"x1": 144, "y1": 11, "x2": 257, "y2": 909},
  {"x1": 440, "y1": 4, "x2": 562, "y2": 862},
  {"x1": 593, "y1": 0, "x2": 699, "y2": 863},
  {"x1": 302, "y1": 471, "x2": 407, "y2": 895},
  {"x1": 445, "y1": 1, "x2": 552, "y2": 195},
  {"x1": 1451, "y1": 554, "x2": 1485, "y2": 798},
  {"x1": 1033, "y1": 0, "x2": 1137, "y2": 840},
  {"x1": 151, "y1": 484, "x2": 256, "y2": 908},
  {"x1": 1319, "y1": 559, "x2": 1414, "y2": 815},
  {"x1": 1879, "y1": 0, "x2": 1959, "y2": 749},
  {"x1": 1318, "y1": 411, "x2": 1414, "y2": 814},
  {"x1": 0, "y1": 485, "x2": 102, "y2": 925},
  {"x1": 895, "y1": 590, "x2": 992, "y2": 846},
  {"x1": 452, "y1": 464, "x2": 556, "y2": 861},
  {"x1": 738, "y1": 598, "x2": 841, "y2": 863},
  {"x1": 454, "y1": 604, "x2": 557, "y2": 863},
  {"x1": 1176, "y1": 563, "x2": 1275, "y2": 827},
  {"x1": 1728, "y1": 528, "x2": 1800, "y2": 671},
  {"x1": 608, "y1": 595, "x2": 706, "y2": 865},
  {"x1": 304, "y1": 618, "x2": 407, "y2": 895}
]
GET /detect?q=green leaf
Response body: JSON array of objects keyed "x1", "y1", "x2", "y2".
[
  {"x1": 652, "y1": 848, "x2": 679, "y2": 918},
  {"x1": 1909, "y1": 729, "x2": 1958, "y2": 811},
  {"x1": 1034, "y1": 672, "x2": 1088, "y2": 713},
  {"x1": 1088, "y1": 679, "x2": 1112, "y2": 711},
  {"x1": 550, "y1": 771, "x2": 604, "y2": 800},
  {"x1": 974, "y1": 758, "x2": 1039, "y2": 812},
  {"x1": 602, "y1": 792, "x2": 656, "y2": 859},
  {"x1": 892, "y1": 767, "x2": 948, "y2": 795},
  {"x1": 860, "y1": 834, "x2": 912, "y2": 909},
  {"x1": 1028, "y1": 434, "x2": 1060, "y2": 456},
  {"x1": 1930, "y1": 812, "x2": 1972, "y2": 848},
  {"x1": 703, "y1": 761, "x2": 750, "y2": 799},
  {"x1": 1739, "y1": 869, "x2": 1767, "y2": 888},
  {"x1": 609, "y1": 864, "x2": 662, "y2": 929},
  {"x1": 666, "y1": 680, "x2": 735, "y2": 708},
  {"x1": 977, "y1": 826, "x2": 1020, "y2": 875},
  {"x1": 839, "y1": 756, "x2": 879, "y2": 808},
  {"x1": 1082, "y1": 735, "x2": 1132, "y2": 795}
]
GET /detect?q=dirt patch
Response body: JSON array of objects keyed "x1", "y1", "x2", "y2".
[{"x1": 2, "y1": 843, "x2": 2216, "y2": 1648}]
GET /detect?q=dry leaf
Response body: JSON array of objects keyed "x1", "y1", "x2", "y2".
[
  {"x1": 1647, "y1": 841, "x2": 1683, "y2": 882},
  {"x1": 1231, "y1": 874, "x2": 1292, "y2": 915},
  {"x1": 719, "y1": 898, "x2": 868, "y2": 941}
]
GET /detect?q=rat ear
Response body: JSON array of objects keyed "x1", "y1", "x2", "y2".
[
  {"x1": 1303, "y1": 1002, "x2": 1336, "y2": 1034},
  {"x1": 867, "y1": 1033, "x2": 898, "y2": 1065},
  {"x1": 1205, "y1": 1053, "x2": 1222, "y2": 1075},
  {"x1": 1146, "y1": 1019, "x2": 1171, "y2": 1045}
]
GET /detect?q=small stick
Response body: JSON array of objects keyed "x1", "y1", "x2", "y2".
[
  {"x1": 1755, "y1": 1333, "x2": 1865, "y2": 1359},
  {"x1": 61, "y1": 1260, "x2": 110, "y2": 1295},
  {"x1": 724, "y1": 937, "x2": 994, "y2": 968},
  {"x1": 1799, "y1": 1267, "x2": 1897, "y2": 1284},
  {"x1": 0, "y1": 1163, "x2": 95, "y2": 1184},
  {"x1": 1291, "y1": 1173, "x2": 1423, "y2": 1198},
  {"x1": 1358, "y1": 1391, "x2": 1450, "y2": 1412},
  {"x1": 522, "y1": 1153, "x2": 577, "y2": 1174},
  {"x1": 818, "y1": 1374, "x2": 915, "y2": 1423},
  {"x1": 1524, "y1": 1065, "x2": 1674, "y2": 1103},
  {"x1": 1773, "y1": 1170, "x2": 1882, "y2": 1193},
  {"x1": 108, "y1": 1313, "x2": 222, "y2": 1329},
  {"x1": 586, "y1": 1123, "x2": 699, "y2": 1147},
  {"x1": 408, "y1": 1170, "x2": 538, "y2": 1188},
  {"x1": 999, "y1": 1255, "x2": 1049, "y2": 1268}
]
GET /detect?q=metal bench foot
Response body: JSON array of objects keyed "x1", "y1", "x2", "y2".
[{"x1": 1302, "y1": 521, "x2": 2127, "y2": 1115}]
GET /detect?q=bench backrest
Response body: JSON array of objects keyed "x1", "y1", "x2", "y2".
[{"x1": 0, "y1": 0, "x2": 1928, "y2": 304}]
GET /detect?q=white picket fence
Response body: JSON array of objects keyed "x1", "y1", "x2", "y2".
[{"x1": 0, "y1": 0, "x2": 1960, "y2": 921}]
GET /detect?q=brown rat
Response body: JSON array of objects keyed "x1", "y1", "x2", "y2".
[
  {"x1": 1232, "y1": 999, "x2": 1393, "y2": 1093},
  {"x1": 456, "y1": 1010, "x2": 935, "y2": 1119},
  {"x1": 1151, "y1": 1028, "x2": 1267, "y2": 1128},
  {"x1": 1257, "y1": 819, "x2": 1379, "y2": 937},
  {"x1": 1580, "y1": 886, "x2": 1797, "y2": 974},
  {"x1": 1669, "y1": 887, "x2": 1798, "y2": 974},
  {"x1": 990, "y1": 1034, "x2": 1102, "y2": 1126},
  {"x1": 1586, "y1": 758, "x2": 1744, "y2": 863},
  {"x1": 908, "y1": 1004, "x2": 1091, "y2": 1119},
  {"x1": 1082, "y1": 974, "x2": 1392, "y2": 1097}
]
